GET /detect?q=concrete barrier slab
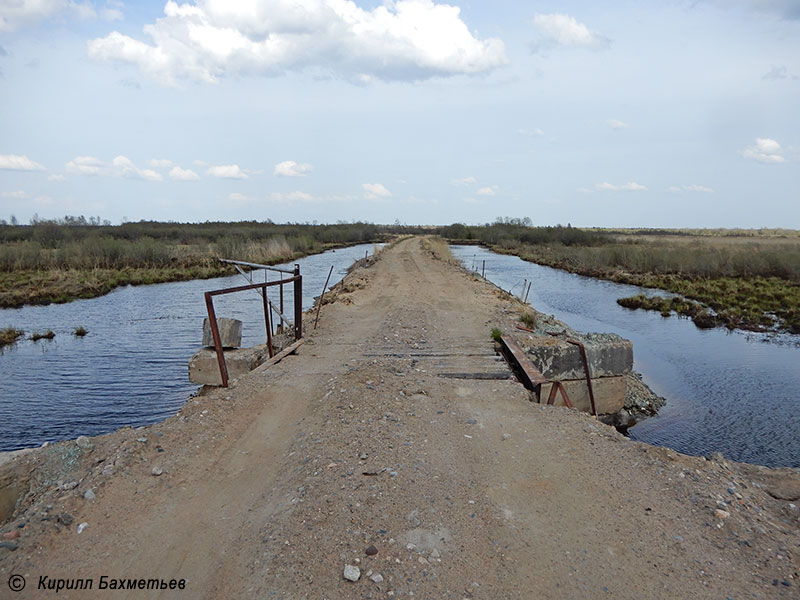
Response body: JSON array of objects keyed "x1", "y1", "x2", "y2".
[
  {"x1": 539, "y1": 376, "x2": 626, "y2": 415},
  {"x1": 189, "y1": 344, "x2": 270, "y2": 386},
  {"x1": 523, "y1": 334, "x2": 632, "y2": 380},
  {"x1": 202, "y1": 318, "x2": 243, "y2": 349}
]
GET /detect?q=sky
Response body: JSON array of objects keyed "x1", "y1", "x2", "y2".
[{"x1": 0, "y1": 0, "x2": 798, "y2": 228}]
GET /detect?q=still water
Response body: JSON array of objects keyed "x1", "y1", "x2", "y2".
[
  {"x1": 0, "y1": 244, "x2": 376, "y2": 452},
  {"x1": 451, "y1": 245, "x2": 800, "y2": 469}
]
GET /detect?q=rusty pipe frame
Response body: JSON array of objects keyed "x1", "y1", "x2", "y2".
[{"x1": 204, "y1": 273, "x2": 302, "y2": 388}]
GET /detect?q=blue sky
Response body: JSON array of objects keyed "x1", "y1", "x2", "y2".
[{"x1": 0, "y1": 0, "x2": 798, "y2": 227}]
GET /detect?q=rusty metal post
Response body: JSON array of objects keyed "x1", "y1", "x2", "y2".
[
  {"x1": 204, "y1": 291, "x2": 229, "y2": 387},
  {"x1": 293, "y1": 264, "x2": 302, "y2": 340},
  {"x1": 263, "y1": 288, "x2": 274, "y2": 358},
  {"x1": 279, "y1": 282, "x2": 284, "y2": 334},
  {"x1": 314, "y1": 265, "x2": 334, "y2": 330}
]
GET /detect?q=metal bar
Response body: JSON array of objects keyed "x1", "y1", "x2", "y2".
[
  {"x1": 204, "y1": 292, "x2": 229, "y2": 388},
  {"x1": 279, "y1": 282, "x2": 284, "y2": 334},
  {"x1": 498, "y1": 335, "x2": 548, "y2": 393},
  {"x1": 268, "y1": 299, "x2": 292, "y2": 328},
  {"x1": 546, "y1": 381, "x2": 573, "y2": 409},
  {"x1": 566, "y1": 339, "x2": 597, "y2": 416},
  {"x1": 524, "y1": 281, "x2": 532, "y2": 303},
  {"x1": 481, "y1": 260, "x2": 486, "y2": 278},
  {"x1": 219, "y1": 258, "x2": 294, "y2": 274},
  {"x1": 234, "y1": 264, "x2": 253, "y2": 283},
  {"x1": 293, "y1": 264, "x2": 303, "y2": 339},
  {"x1": 314, "y1": 265, "x2": 335, "y2": 330},
  {"x1": 207, "y1": 276, "x2": 298, "y2": 297},
  {"x1": 263, "y1": 288, "x2": 274, "y2": 358}
]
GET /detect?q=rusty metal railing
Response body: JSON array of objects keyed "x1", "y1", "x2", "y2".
[{"x1": 204, "y1": 263, "x2": 302, "y2": 388}]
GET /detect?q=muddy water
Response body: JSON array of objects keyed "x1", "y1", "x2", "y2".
[
  {"x1": 451, "y1": 245, "x2": 800, "y2": 469},
  {"x1": 0, "y1": 244, "x2": 377, "y2": 451}
]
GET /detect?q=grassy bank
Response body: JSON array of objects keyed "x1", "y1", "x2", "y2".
[
  {"x1": 439, "y1": 223, "x2": 800, "y2": 334},
  {"x1": 0, "y1": 220, "x2": 412, "y2": 308}
]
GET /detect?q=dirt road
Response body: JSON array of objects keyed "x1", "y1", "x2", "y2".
[{"x1": 1, "y1": 237, "x2": 798, "y2": 599}]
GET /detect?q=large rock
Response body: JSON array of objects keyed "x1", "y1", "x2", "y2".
[
  {"x1": 524, "y1": 333, "x2": 632, "y2": 380},
  {"x1": 188, "y1": 344, "x2": 271, "y2": 386},
  {"x1": 538, "y1": 376, "x2": 627, "y2": 415},
  {"x1": 201, "y1": 318, "x2": 242, "y2": 349}
]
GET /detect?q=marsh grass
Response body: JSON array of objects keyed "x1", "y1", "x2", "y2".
[
  {"x1": 519, "y1": 312, "x2": 537, "y2": 329},
  {"x1": 491, "y1": 327, "x2": 503, "y2": 342},
  {"x1": 441, "y1": 223, "x2": 800, "y2": 334},
  {"x1": 0, "y1": 327, "x2": 24, "y2": 347},
  {"x1": 0, "y1": 221, "x2": 401, "y2": 307},
  {"x1": 73, "y1": 326, "x2": 88, "y2": 337},
  {"x1": 30, "y1": 330, "x2": 55, "y2": 341}
]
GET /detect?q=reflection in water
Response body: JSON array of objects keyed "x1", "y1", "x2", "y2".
[
  {"x1": 0, "y1": 245, "x2": 376, "y2": 451},
  {"x1": 451, "y1": 245, "x2": 800, "y2": 468}
]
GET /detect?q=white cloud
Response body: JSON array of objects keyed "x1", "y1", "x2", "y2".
[
  {"x1": 742, "y1": 138, "x2": 786, "y2": 163},
  {"x1": 476, "y1": 186, "x2": 498, "y2": 196},
  {"x1": 0, "y1": 190, "x2": 29, "y2": 198},
  {"x1": 0, "y1": 154, "x2": 45, "y2": 171},
  {"x1": 274, "y1": 160, "x2": 313, "y2": 177},
  {"x1": 47, "y1": 173, "x2": 65, "y2": 181},
  {"x1": 669, "y1": 184, "x2": 715, "y2": 193},
  {"x1": 531, "y1": 13, "x2": 610, "y2": 51},
  {"x1": 451, "y1": 176, "x2": 477, "y2": 186},
  {"x1": 65, "y1": 155, "x2": 105, "y2": 175},
  {"x1": 112, "y1": 155, "x2": 163, "y2": 181},
  {"x1": 606, "y1": 119, "x2": 629, "y2": 130},
  {"x1": 362, "y1": 182, "x2": 391, "y2": 199},
  {"x1": 169, "y1": 165, "x2": 200, "y2": 180},
  {"x1": 87, "y1": 0, "x2": 507, "y2": 85},
  {"x1": 65, "y1": 155, "x2": 163, "y2": 180},
  {"x1": 595, "y1": 181, "x2": 647, "y2": 191},
  {"x1": 148, "y1": 158, "x2": 174, "y2": 168},
  {"x1": 206, "y1": 164, "x2": 248, "y2": 179}
]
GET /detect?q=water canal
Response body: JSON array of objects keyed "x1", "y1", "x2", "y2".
[
  {"x1": 0, "y1": 244, "x2": 377, "y2": 452},
  {"x1": 451, "y1": 244, "x2": 800, "y2": 469}
]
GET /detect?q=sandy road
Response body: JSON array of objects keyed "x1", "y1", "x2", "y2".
[{"x1": 1, "y1": 236, "x2": 798, "y2": 599}]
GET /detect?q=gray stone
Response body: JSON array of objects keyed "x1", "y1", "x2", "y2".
[
  {"x1": 75, "y1": 436, "x2": 93, "y2": 450},
  {"x1": 188, "y1": 344, "x2": 272, "y2": 386},
  {"x1": 57, "y1": 513, "x2": 73, "y2": 526},
  {"x1": 151, "y1": 466, "x2": 163, "y2": 476},
  {"x1": 83, "y1": 489, "x2": 96, "y2": 501},
  {"x1": 343, "y1": 564, "x2": 361, "y2": 582},
  {"x1": 369, "y1": 573, "x2": 384, "y2": 583},
  {"x1": 524, "y1": 334, "x2": 632, "y2": 380},
  {"x1": 0, "y1": 541, "x2": 18, "y2": 551},
  {"x1": 202, "y1": 318, "x2": 243, "y2": 349}
]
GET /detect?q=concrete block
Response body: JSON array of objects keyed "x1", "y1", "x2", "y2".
[
  {"x1": 188, "y1": 344, "x2": 271, "y2": 386},
  {"x1": 202, "y1": 318, "x2": 242, "y2": 349},
  {"x1": 539, "y1": 376, "x2": 626, "y2": 415},
  {"x1": 523, "y1": 333, "x2": 632, "y2": 380}
]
